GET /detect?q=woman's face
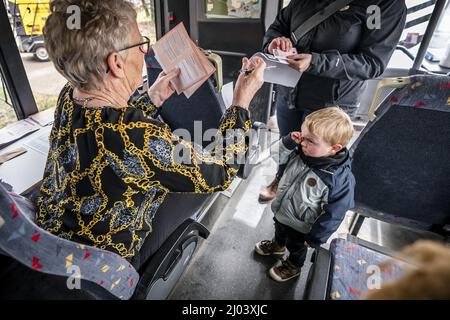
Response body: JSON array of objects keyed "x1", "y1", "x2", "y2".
[{"x1": 123, "y1": 22, "x2": 145, "y2": 92}]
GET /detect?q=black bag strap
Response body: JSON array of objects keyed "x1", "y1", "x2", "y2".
[{"x1": 291, "y1": 0, "x2": 356, "y2": 45}]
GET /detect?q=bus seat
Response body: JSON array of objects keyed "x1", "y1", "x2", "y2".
[
  {"x1": 133, "y1": 193, "x2": 210, "y2": 269},
  {"x1": 305, "y1": 237, "x2": 410, "y2": 300},
  {"x1": 145, "y1": 50, "x2": 225, "y2": 145},
  {"x1": 0, "y1": 182, "x2": 138, "y2": 300},
  {"x1": 352, "y1": 74, "x2": 450, "y2": 234},
  {"x1": 144, "y1": 50, "x2": 266, "y2": 179},
  {"x1": 0, "y1": 180, "x2": 210, "y2": 300},
  {"x1": 129, "y1": 193, "x2": 210, "y2": 300},
  {"x1": 304, "y1": 74, "x2": 450, "y2": 300}
]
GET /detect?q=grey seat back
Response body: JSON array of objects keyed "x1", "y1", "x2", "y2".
[
  {"x1": 145, "y1": 52, "x2": 225, "y2": 148},
  {"x1": 144, "y1": 51, "x2": 265, "y2": 179},
  {"x1": 0, "y1": 182, "x2": 139, "y2": 300},
  {"x1": 350, "y1": 75, "x2": 450, "y2": 233}
]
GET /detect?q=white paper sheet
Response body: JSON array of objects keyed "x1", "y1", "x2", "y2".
[
  {"x1": 23, "y1": 126, "x2": 51, "y2": 155},
  {"x1": 221, "y1": 82, "x2": 234, "y2": 108},
  {"x1": 0, "y1": 120, "x2": 40, "y2": 148},
  {"x1": 251, "y1": 52, "x2": 302, "y2": 88},
  {"x1": 152, "y1": 23, "x2": 216, "y2": 98}
]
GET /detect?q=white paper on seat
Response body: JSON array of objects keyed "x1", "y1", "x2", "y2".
[{"x1": 251, "y1": 52, "x2": 302, "y2": 88}]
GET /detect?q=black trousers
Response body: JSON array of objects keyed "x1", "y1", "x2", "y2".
[{"x1": 274, "y1": 218, "x2": 308, "y2": 268}]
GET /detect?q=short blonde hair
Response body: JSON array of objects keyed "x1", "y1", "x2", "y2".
[
  {"x1": 303, "y1": 107, "x2": 354, "y2": 147},
  {"x1": 43, "y1": 0, "x2": 137, "y2": 90}
]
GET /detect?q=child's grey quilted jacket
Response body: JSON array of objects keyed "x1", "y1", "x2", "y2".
[{"x1": 270, "y1": 135, "x2": 355, "y2": 246}]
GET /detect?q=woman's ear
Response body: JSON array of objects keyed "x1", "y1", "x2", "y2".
[{"x1": 106, "y1": 52, "x2": 126, "y2": 78}]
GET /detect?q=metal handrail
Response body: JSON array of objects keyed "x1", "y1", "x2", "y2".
[{"x1": 367, "y1": 77, "x2": 411, "y2": 121}]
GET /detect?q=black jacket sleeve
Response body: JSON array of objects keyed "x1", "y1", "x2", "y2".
[
  {"x1": 307, "y1": 1, "x2": 407, "y2": 81},
  {"x1": 305, "y1": 173, "x2": 355, "y2": 246},
  {"x1": 262, "y1": 2, "x2": 293, "y2": 53}
]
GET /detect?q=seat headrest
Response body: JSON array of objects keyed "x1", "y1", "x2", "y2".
[{"x1": 392, "y1": 75, "x2": 450, "y2": 112}]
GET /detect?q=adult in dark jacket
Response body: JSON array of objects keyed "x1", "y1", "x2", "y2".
[{"x1": 259, "y1": 0, "x2": 407, "y2": 202}]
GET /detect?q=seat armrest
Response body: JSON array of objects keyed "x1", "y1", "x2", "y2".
[
  {"x1": 303, "y1": 247, "x2": 332, "y2": 300},
  {"x1": 133, "y1": 219, "x2": 209, "y2": 300},
  {"x1": 237, "y1": 122, "x2": 267, "y2": 179}
]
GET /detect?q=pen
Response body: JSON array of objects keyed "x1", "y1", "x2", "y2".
[{"x1": 239, "y1": 66, "x2": 277, "y2": 75}]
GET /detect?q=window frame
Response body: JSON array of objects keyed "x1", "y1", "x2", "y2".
[
  {"x1": 0, "y1": 1, "x2": 39, "y2": 121},
  {"x1": 197, "y1": 0, "x2": 265, "y2": 22}
]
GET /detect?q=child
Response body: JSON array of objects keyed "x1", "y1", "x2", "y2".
[{"x1": 255, "y1": 107, "x2": 355, "y2": 282}]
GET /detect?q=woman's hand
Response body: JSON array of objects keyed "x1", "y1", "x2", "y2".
[
  {"x1": 232, "y1": 57, "x2": 266, "y2": 109},
  {"x1": 268, "y1": 37, "x2": 293, "y2": 54},
  {"x1": 148, "y1": 68, "x2": 180, "y2": 108},
  {"x1": 287, "y1": 53, "x2": 312, "y2": 73}
]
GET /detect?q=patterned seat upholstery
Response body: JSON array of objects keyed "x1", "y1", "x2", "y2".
[
  {"x1": 328, "y1": 238, "x2": 407, "y2": 300},
  {"x1": 390, "y1": 75, "x2": 450, "y2": 112},
  {"x1": 0, "y1": 182, "x2": 139, "y2": 300}
]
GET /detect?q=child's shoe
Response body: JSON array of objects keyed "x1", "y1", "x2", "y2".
[
  {"x1": 255, "y1": 240, "x2": 286, "y2": 256},
  {"x1": 269, "y1": 259, "x2": 301, "y2": 282}
]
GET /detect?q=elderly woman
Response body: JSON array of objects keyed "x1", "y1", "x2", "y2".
[{"x1": 37, "y1": 0, "x2": 265, "y2": 260}]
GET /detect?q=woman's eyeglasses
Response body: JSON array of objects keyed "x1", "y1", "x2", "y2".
[
  {"x1": 118, "y1": 36, "x2": 151, "y2": 54},
  {"x1": 106, "y1": 36, "x2": 151, "y2": 73}
]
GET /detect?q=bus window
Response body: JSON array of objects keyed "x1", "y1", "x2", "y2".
[
  {"x1": 0, "y1": 73, "x2": 17, "y2": 129},
  {"x1": 2, "y1": 0, "x2": 157, "y2": 116},
  {"x1": 400, "y1": 0, "x2": 439, "y2": 50},
  {"x1": 429, "y1": 1, "x2": 450, "y2": 56},
  {"x1": 389, "y1": 0, "x2": 450, "y2": 70},
  {"x1": 135, "y1": 0, "x2": 157, "y2": 43},
  {"x1": 205, "y1": 0, "x2": 262, "y2": 19}
]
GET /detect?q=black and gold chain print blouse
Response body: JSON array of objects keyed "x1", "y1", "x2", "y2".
[{"x1": 37, "y1": 83, "x2": 251, "y2": 259}]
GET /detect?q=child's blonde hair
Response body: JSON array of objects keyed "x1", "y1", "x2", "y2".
[{"x1": 303, "y1": 107, "x2": 354, "y2": 147}]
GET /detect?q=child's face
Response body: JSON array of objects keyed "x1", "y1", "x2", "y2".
[{"x1": 300, "y1": 125, "x2": 343, "y2": 158}]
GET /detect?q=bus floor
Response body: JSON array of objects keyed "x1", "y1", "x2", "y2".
[{"x1": 169, "y1": 129, "x2": 442, "y2": 300}]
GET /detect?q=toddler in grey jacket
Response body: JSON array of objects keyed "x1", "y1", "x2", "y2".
[{"x1": 255, "y1": 107, "x2": 355, "y2": 282}]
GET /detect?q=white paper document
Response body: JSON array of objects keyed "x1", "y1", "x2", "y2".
[
  {"x1": 221, "y1": 82, "x2": 234, "y2": 109},
  {"x1": 251, "y1": 52, "x2": 302, "y2": 88},
  {"x1": 0, "y1": 120, "x2": 40, "y2": 148},
  {"x1": 273, "y1": 47, "x2": 298, "y2": 61},
  {"x1": 152, "y1": 23, "x2": 216, "y2": 98},
  {"x1": 23, "y1": 125, "x2": 52, "y2": 155}
]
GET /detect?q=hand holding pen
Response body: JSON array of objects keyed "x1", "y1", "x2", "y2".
[
  {"x1": 239, "y1": 65, "x2": 276, "y2": 75},
  {"x1": 232, "y1": 56, "x2": 266, "y2": 109}
]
